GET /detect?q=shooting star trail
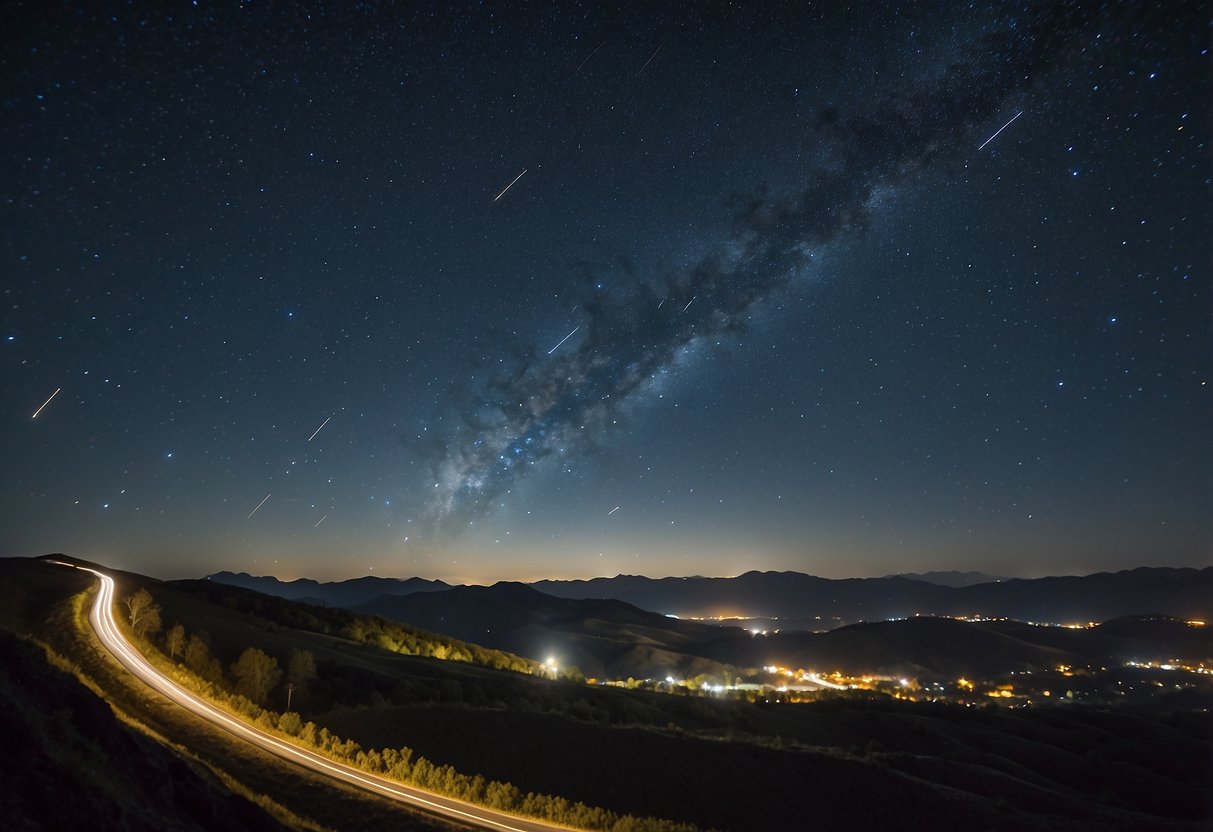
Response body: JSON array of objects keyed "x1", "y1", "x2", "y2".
[
  {"x1": 636, "y1": 40, "x2": 665, "y2": 77},
  {"x1": 608, "y1": 506, "x2": 620, "y2": 515},
  {"x1": 307, "y1": 416, "x2": 331, "y2": 442},
  {"x1": 978, "y1": 110, "x2": 1024, "y2": 150},
  {"x1": 657, "y1": 298, "x2": 666, "y2": 309},
  {"x1": 494, "y1": 169, "x2": 528, "y2": 202},
  {"x1": 314, "y1": 513, "x2": 327, "y2": 528},
  {"x1": 574, "y1": 40, "x2": 606, "y2": 74},
  {"x1": 247, "y1": 493, "x2": 271, "y2": 519},
  {"x1": 682, "y1": 297, "x2": 695, "y2": 313},
  {"x1": 31, "y1": 387, "x2": 61, "y2": 419},
  {"x1": 547, "y1": 326, "x2": 579, "y2": 355}
]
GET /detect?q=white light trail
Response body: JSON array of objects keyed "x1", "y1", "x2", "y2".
[
  {"x1": 32, "y1": 387, "x2": 61, "y2": 419},
  {"x1": 978, "y1": 110, "x2": 1024, "y2": 150},
  {"x1": 314, "y1": 513, "x2": 328, "y2": 528},
  {"x1": 493, "y1": 169, "x2": 528, "y2": 202},
  {"x1": 806, "y1": 673, "x2": 848, "y2": 690},
  {"x1": 547, "y1": 326, "x2": 579, "y2": 355},
  {"x1": 307, "y1": 416, "x2": 332, "y2": 442},
  {"x1": 247, "y1": 493, "x2": 271, "y2": 519},
  {"x1": 682, "y1": 297, "x2": 694, "y2": 313},
  {"x1": 608, "y1": 506, "x2": 620, "y2": 515}
]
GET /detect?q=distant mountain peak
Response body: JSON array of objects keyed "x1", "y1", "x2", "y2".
[{"x1": 885, "y1": 570, "x2": 1008, "y2": 588}]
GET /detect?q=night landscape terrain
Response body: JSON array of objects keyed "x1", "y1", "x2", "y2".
[{"x1": 2, "y1": 1, "x2": 1210, "y2": 830}]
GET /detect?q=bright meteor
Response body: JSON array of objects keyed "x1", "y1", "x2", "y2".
[
  {"x1": 978, "y1": 110, "x2": 1024, "y2": 150},
  {"x1": 308, "y1": 416, "x2": 332, "y2": 442},
  {"x1": 247, "y1": 493, "x2": 272, "y2": 519},
  {"x1": 31, "y1": 387, "x2": 61, "y2": 419},
  {"x1": 493, "y1": 168, "x2": 528, "y2": 202},
  {"x1": 547, "y1": 326, "x2": 579, "y2": 355}
]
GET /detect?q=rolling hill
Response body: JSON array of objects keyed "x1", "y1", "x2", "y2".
[
  {"x1": 354, "y1": 582, "x2": 1213, "y2": 680},
  {"x1": 355, "y1": 582, "x2": 741, "y2": 680}
]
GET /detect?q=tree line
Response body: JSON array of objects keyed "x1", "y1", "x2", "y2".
[{"x1": 173, "y1": 580, "x2": 536, "y2": 674}]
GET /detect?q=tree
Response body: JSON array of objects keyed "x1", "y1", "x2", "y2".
[
  {"x1": 285, "y1": 648, "x2": 317, "y2": 710},
  {"x1": 184, "y1": 633, "x2": 224, "y2": 685},
  {"x1": 286, "y1": 648, "x2": 317, "y2": 689},
  {"x1": 277, "y1": 711, "x2": 302, "y2": 736},
  {"x1": 165, "y1": 623, "x2": 185, "y2": 660},
  {"x1": 230, "y1": 647, "x2": 281, "y2": 706},
  {"x1": 124, "y1": 588, "x2": 162, "y2": 637}
]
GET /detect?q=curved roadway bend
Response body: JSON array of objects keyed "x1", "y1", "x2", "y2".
[{"x1": 60, "y1": 563, "x2": 577, "y2": 832}]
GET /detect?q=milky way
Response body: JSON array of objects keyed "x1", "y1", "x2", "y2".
[{"x1": 414, "y1": 2, "x2": 1111, "y2": 537}]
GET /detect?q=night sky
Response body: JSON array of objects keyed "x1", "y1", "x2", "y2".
[{"x1": 2, "y1": 2, "x2": 1208, "y2": 583}]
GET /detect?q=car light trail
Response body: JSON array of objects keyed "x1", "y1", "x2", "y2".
[
  {"x1": 55, "y1": 561, "x2": 575, "y2": 832},
  {"x1": 805, "y1": 673, "x2": 848, "y2": 690}
]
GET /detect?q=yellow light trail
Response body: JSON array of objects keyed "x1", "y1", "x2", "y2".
[
  {"x1": 53, "y1": 561, "x2": 574, "y2": 832},
  {"x1": 32, "y1": 387, "x2": 61, "y2": 419}
]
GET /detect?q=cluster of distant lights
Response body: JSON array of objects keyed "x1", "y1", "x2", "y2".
[{"x1": 588, "y1": 617, "x2": 1210, "y2": 699}]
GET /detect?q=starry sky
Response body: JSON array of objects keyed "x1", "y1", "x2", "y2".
[{"x1": 2, "y1": 1, "x2": 1209, "y2": 583}]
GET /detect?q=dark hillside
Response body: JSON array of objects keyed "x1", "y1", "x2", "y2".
[
  {"x1": 0, "y1": 631, "x2": 290, "y2": 832},
  {"x1": 322, "y1": 700, "x2": 1211, "y2": 832},
  {"x1": 356, "y1": 582, "x2": 740, "y2": 679}
]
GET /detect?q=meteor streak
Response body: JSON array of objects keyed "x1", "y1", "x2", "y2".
[
  {"x1": 574, "y1": 40, "x2": 606, "y2": 74},
  {"x1": 247, "y1": 493, "x2": 271, "y2": 519},
  {"x1": 608, "y1": 506, "x2": 620, "y2": 515},
  {"x1": 314, "y1": 513, "x2": 327, "y2": 528},
  {"x1": 547, "y1": 326, "x2": 579, "y2": 355},
  {"x1": 493, "y1": 169, "x2": 528, "y2": 202},
  {"x1": 682, "y1": 297, "x2": 694, "y2": 313},
  {"x1": 31, "y1": 387, "x2": 61, "y2": 419},
  {"x1": 978, "y1": 110, "x2": 1024, "y2": 150},
  {"x1": 636, "y1": 40, "x2": 665, "y2": 77},
  {"x1": 308, "y1": 416, "x2": 332, "y2": 441}
]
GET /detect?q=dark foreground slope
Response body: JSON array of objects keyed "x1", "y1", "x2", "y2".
[
  {"x1": 0, "y1": 631, "x2": 288, "y2": 832},
  {"x1": 322, "y1": 698, "x2": 1212, "y2": 832},
  {"x1": 0, "y1": 556, "x2": 466, "y2": 832}
]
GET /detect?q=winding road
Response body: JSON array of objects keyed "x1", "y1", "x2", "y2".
[{"x1": 58, "y1": 561, "x2": 576, "y2": 832}]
